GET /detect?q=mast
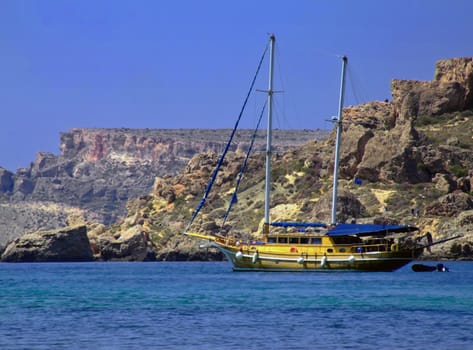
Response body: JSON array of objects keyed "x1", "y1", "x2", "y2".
[
  {"x1": 263, "y1": 34, "x2": 275, "y2": 234},
  {"x1": 330, "y1": 56, "x2": 348, "y2": 226}
]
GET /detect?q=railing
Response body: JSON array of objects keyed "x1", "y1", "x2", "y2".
[
  {"x1": 350, "y1": 243, "x2": 392, "y2": 253},
  {"x1": 215, "y1": 235, "x2": 238, "y2": 247}
]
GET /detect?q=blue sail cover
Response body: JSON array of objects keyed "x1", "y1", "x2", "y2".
[{"x1": 326, "y1": 223, "x2": 418, "y2": 237}]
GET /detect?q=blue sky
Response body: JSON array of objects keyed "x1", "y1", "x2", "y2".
[{"x1": 1, "y1": 0, "x2": 472, "y2": 171}]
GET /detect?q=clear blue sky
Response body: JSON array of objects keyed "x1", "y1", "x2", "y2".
[{"x1": 1, "y1": 0, "x2": 472, "y2": 171}]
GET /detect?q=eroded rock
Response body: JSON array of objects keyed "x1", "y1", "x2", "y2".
[{"x1": 1, "y1": 225, "x2": 92, "y2": 262}]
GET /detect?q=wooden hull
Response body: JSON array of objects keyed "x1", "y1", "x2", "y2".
[{"x1": 213, "y1": 243, "x2": 423, "y2": 272}]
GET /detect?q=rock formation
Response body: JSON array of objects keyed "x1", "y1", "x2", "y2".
[
  {"x1": 0, "y1": 128, "x2": 327, "y2": 247},
  {"x1": 1, "y1": 225, "x2": 93, "y2": 262},
  {"x1": 392, "y1": 57, "x2": 473, "y2": 118},
  {"x1": 339, "y1": 57, "x2": 473, "y2": 185},
  {"x1": 103, "y1": 57, "x2": 473, "y2": 260},
  {"x1": 94, "y1": 226, "x2": 156, "y2": 261},
  {"x1": 0, "y1": 167, "x2": 14, "y2": 193},
  {"x1": 2, "y1": 57, "x2": 473, "y2": 261}
]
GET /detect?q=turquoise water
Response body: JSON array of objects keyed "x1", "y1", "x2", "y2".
[{"x1": 1, "y1": 261, "x2": 472, "y2": 349}]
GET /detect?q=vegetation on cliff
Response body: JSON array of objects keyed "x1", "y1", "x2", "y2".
[
  {"x1": 2, "y1": 57, "x2": 473, "y2": 262},
  {"x1": 97, "y1": 58, "x2": 473, "y2": 261},
  {"x1": 0, "y1": 129, "x2": 324, "y2": 248}
]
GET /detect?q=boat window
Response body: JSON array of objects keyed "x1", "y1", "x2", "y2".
[
  {"x1": 289, "y1": 237, "x2": 299, "y2": 244},
  {"x1": 300, "y1": 237, "x2": 309, "y2": 244},
  {"x1": 278, "y1": 237, "x2": 287, "y2": 244},
  {"x1": 332, "y1": 236, "x2": 362, "y2": 244},
  {"x1": 339, "y1": 248, "x2": 346, "y2": 253},
  {"x1": 310, "y1": 238, "x2": 322, "y2": 245},
  {"x1": 267, "y1": 237, "x2": 276, "y2": 243},
  {"x1": 327, "y1": 248, "x2": 333, "y2": 253}
]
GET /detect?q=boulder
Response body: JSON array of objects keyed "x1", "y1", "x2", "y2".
[
  {"x1": 433, "y1": 173, "x2": 456, "y2": 194},
  {"x1": 96, "y1": 226, "x2": 155, "y2": 261},
  {"x1": 425, "y1": 191, "x2": 473, "y2": 217},
  {"x1": 1, "y1": 225, "x2": 93, "y2": 262},
  {"x1": 311, "y1": 190, "x2": 367, "y2": 223},
  {"x1": 457, "y1": 176, "x2": 471, "y2": 193},
  {"x1": 155, "y1": 235, "x2": 224, "y2": 261}
]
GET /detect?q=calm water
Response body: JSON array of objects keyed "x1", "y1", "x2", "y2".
[{"x1": 1, "y1": 261, "x2": 472, "y2": 350}]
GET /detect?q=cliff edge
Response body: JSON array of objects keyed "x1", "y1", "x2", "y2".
[
  {"x1": 0, "y1": 129, "x2": 327, "y2": 246},
  {"x1": 103, "y1": 57, "x2": 473, "y2": 261}
]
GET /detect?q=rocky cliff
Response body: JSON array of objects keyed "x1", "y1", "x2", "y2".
[
  {"x1": 101, "y1": 57, "x2": 473, "y2": 261},
  {"x1": 3, "y1": 57, "x2": 473, "y2": 262},
  {"x1": 0, "y1": 128, "x2": 327, "y2": 246}
]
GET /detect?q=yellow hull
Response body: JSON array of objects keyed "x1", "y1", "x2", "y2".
[
  {"x1": 212, "y1": 241, "x2": 421, "y2": 272},
  {"x1": 186, "y1": 232, "x2": 424, "y2": 272}
]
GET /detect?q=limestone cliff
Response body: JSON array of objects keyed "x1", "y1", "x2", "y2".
[
  {"x1": 104, "y1": 57, "x2": 473, "y2": 261},
  {"x1": 339, "y1": 57, "x2": 473, "y2": 184},
  {"x1": 0, "y1": 128, "x2": 326, "y2": 246},
  {"x1": 3, "y1": 57, "x2": 473, "y2": 262}
]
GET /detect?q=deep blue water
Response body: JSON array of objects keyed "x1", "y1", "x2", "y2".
[{"x1": 1, "y1": 261, "x2": 472, "y2": 350}]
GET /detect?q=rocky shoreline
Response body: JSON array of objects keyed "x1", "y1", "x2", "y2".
[
  {"x1": 0, "y1": 225, "x2": 224, "y2": 262},
  {"x1": 0, "y1": 224, "x2": 470, "y2": 263}
]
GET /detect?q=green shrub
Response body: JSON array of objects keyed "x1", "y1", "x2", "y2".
[
  {"x1": 449, "y1": 164, "x2": 468, "y2": 178},
  {"x1": 416, "y1": 113, "x2": 454, "y2": 126}
]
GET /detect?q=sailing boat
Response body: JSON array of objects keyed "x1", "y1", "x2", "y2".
[{"x1": 184, "y1": 35, "x2": 451, "y2": 272}]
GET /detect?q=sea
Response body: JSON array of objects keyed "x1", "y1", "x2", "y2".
[{"x1": 1, "y1": 261, "x2": 472, "y2": 350}]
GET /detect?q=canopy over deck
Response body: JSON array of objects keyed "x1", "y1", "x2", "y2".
[{"x1": 327, "y1": 223, "x2": 418, "y2": 237}]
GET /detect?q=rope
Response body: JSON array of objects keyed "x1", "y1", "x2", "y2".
[
  {"x1": 347, "y1": 64, "x2": 365, "y2": 107},
  {"x1": 185, "y1": 40, "x2": 270, "y2": 232},
  {"x1": 221, "y1": 100, "x2": 266, "y2": 228}
]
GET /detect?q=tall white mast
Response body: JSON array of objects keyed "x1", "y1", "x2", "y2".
[
  {"x1": 264, "y1": 34, "x2": 275, "y2": 234},
  {"x1": 331, "y1": 56, "x2": 348, "y2": 226}
]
